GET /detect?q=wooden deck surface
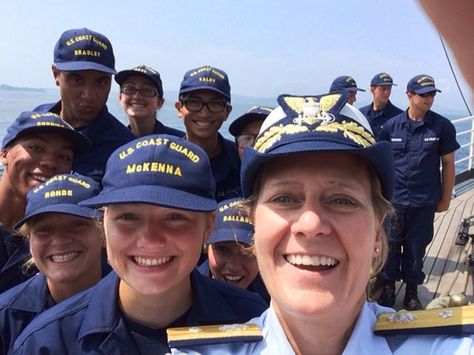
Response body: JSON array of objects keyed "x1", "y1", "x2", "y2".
[{"x1": 387, "y1": 188, "x2": 474, "y2": 310}]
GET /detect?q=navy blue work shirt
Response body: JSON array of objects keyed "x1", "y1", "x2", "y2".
[
  {"x1": 359, "y1": 100, "x2": 403, "y2": 139},
  {"x1": 379, "y1": 110, "x2": 460, "y2": 206},
  {"x1": 128, "y1": 119, "x2": 185, "y2": 138},
  {"x1": 212, "y1": 134, "x2": 242, "y2": 202},
  {"x1": 12, "y1": 269, "x2": 267, "y2": 354},
  {"x1": 197, "y1": 260, "x2": 270, "y2": 304},
  {"x1": 34, "y1": 102, "x2": 136, "y2": 182}
]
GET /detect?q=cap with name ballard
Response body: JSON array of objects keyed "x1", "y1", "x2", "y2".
[
  {"x1": 371, "y1": 72, "x2": 397, "y2": 87},
  {"x1": 241, "y1": 92, "x2": 394, "y2": 200},
  {"x1": 406, "y1": 74, "x2": 441, "y2": 94},
  {"x1": 179, "y1": 65, "x2": 231, "y2": 100},
  {"x1": 14, "y1": 173, "x2": 102, "y2": 229},
  {"x1": 206, "y1": 198, "x2": 254, "y2": 245},
  {"x1": 1, "y1": 111, "x2": 90, "y2": 151},
  {"x1": 229, "y1": 105, "x2": 274, "y2": 137},
  {"x1": 54, "y1": 28, "x2": 116, "y2": 74},
  {"x1": 330, "y1": 75, "x2": 366, "y2": 93},
  {"x1": 81, "y1": 134, "x2": 217, "y2": 212},
  {"x1": 115, "y1": 65, "x2": 163, "y2": 97}
]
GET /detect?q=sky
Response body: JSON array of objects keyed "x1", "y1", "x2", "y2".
[{"x1": 0, "y1": 0, "x2": 472, "y2": 115}]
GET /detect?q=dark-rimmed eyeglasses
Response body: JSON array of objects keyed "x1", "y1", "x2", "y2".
[
  {"x1": 181, "y1": 99, "x2": 228, "y2": 113},
  {"x1": 236, "y1": 134, "x2": 257, "y2": 149},
  {"x1": 121, "y1": 85, "x2": 158, "y2": 98},
  {"x1": 417, "y1": 92, "x2": 436, "y2": 98}
]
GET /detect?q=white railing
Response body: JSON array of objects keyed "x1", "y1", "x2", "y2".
[{"x1": 453, "y1": 115, "x2": 474, "y2": 175}]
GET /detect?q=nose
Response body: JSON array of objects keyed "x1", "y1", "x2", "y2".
[
  {"x1": 81, "y1": 84, "x2": 97, "y2": 100},
  {"x1": 136, "y1": 221, "x2": 166, "y2": 247},
  {"x1": 39, "y1": 151, "x2": 59, "y2": 173},
  {"x1": 291, "y1": 205, "x2": 331, "y2": 239}
]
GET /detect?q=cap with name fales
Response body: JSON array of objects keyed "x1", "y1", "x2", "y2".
[
  {"x1": 371, "y1": 72, "x2": 397, "y2": 87},
  {"x1": 330, "y1": 75, "x2": 366, "y2": 93},
  {"x1": 229, "y1": 105, "x2": 274, "y2": 137},
  {"x1": 81, "y1": 134, "x2": 217, "y2": 212},
  {"x1": 53, "y1": 28, "x2": 116, "y2": 74},
  {"x1": 14, "y1": 173, "x2": 102, "y2": 229},
  {"x1": 406, "y1": 74, "x2": 442, "y2": 94},
  {"x1": 179, "y1": 65, "x2": 231, "y2": 100},
  {"x1": 206, "y1": 198, "x2": 254, "y2": 245},
  {"x1": 1, "y1": 111, "x2": 90, "y2": 151},
  {"x1": 115, "y1": 65, "x2": 164, "y2": 97},
  {"x1": 241, "y1": 92, "x2": 394, "y2": 200}
]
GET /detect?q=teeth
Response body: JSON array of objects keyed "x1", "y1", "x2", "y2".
[
  {"x1": 134, "y1": 256, "x2": 172, "y2": 266},
  {"x1": 225, "y1": 275, "x2": 243, "y2": 281},
  {"x1": 194, "y1": 120, "x2": 213, "y2": 127},
  {"x1": 286, "y1": 254, "x2": 338, "y2": 267},
  {"x1": 51, "y1": 252, "x2": 79, "y2": 263},
  {"x1": 32, "y1": 174, "x2": 47, "y2": 182}
]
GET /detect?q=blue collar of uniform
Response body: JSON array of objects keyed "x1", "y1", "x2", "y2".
[{"x1": 2, "y1": 274, "x2": 49, "y2": 312}]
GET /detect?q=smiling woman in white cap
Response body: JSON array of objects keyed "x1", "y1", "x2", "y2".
[{"x1": 11, "y1": 134, "x2": 267, "y2": 354}]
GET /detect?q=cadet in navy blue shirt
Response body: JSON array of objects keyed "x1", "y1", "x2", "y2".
[
  {"x1": 0, "y1": 111, "x2": 90, "y2": 293},
  {"x1": 198, "y1": 198, "x2": 270, "y2": 304},
  {"x1": 359, "y1": 72, "x2": 403, "y2": 139},
  {"x1": 34, "y1": 28, "x2": 135, "y2": 182},
  {"x1": 175, "y1": 65, "x2": 241, "y2": 202},
  {"x1": 115, "y1": 65, "x2": 184, "y2": 137},
  {"x1": 12, "y1": 135, "x2": 266, "y2": 354},
  {"x1": 0, "y1": 173, "x2": 105, "y2": 354},
  {"x1": 378, "y1": 75, "x2": 460, "y2": 310}
]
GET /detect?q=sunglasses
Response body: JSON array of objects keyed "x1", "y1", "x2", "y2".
[{"x1": 417, "y1": 92, "x2": 437, "y2": 98}]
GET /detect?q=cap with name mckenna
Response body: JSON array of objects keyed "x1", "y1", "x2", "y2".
[
  {"x1": 406, "y1": 74, "x2": 441, "y2": 94},
  {"x1": 115, "y1": 65, "x2": 164, "y2": 97},
  {"x1": 330, "y1": 75, "x2": 366, "y2": 93},
  {"x1": 54, "y1": 28, "x2": 116, "y2": 74},
  {"x1": 179, "y1": 65, "x2": 231, "y2": 100},
  {"x1": 14, "y1": 173, "x2": 102, "y2": 229},
  {"x1": 1, "y1": 111, "x2": 90, "y2": 151},
  {"x1": 370, "y1": 72, "x2": 397, "y2": 87},
  {"x1": 81, "y1": 134, "x2": 217, "y2": 212}
]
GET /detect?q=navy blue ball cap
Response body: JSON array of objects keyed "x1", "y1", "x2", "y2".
[
  {"x1": 330, "y1": 75, "x2": 366, "y2": 93},
  {"x1": 206, "y1": 198, "x2": 254, "y2": 245},
  {"x1": 53, "y1": 28, "x2": 116, "y2": 74},
  {"x1": 371, "y1": 72, "x2": 397, "y2": 87},
  {"x1": 229, "y1": 105, "x2": 274, "y2": 137},
  {"x1": 1, "y1": 111, "x2": 91, "y2": 152},
  {"x1": 14, "y1": 173, "x2": 102, "y2": 229},
  {"x1": 115, "y1": 65, "x2": 164, "y2": 97},
  {"x1": 179, "y1": 65, "x2": 231, "y2": 100},
  {"x1": 406, "y1": 74, "x2": 441, "y2": 94},
  {"x1": 81, "y1": 134, "x2": 217, "y2": 212},
  {"x1": 241, "y1": 92, "x2": 394, "y2": 200}
]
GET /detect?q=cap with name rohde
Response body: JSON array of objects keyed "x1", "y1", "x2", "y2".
[
  {"x1": 54, "y1": 28, "x2": 116, "y2": 74},
  {"x1": 206, "y1": 198, "x2": 254, "y2": 245},
  {"x1": 179, "y1": 65, "x2": 231, "y2": 100},
  {"x1": 241, "y1": 92, "x2": 394, "y2": 200},
  {"x1": 1, "y1": 111, "x2": 90, "y2": 151},
  {"x1": 371, "y1": 72, "x2": 397, "y2": 87},
  {"x1": 330, "y1": 75, "x2": 366, "y2": 93},
  {"x1": 406, "y1": 74, "x2": 442, "y2": 94},
  {"x1": 14, "y1": 174, "x2": 102, "y2": 229},
  {"x1": 115, "y1": 65, "x2": 163, "y2": 97},
  {"x1": 81, "y1": 134, "x2": 217, "y2": 212},
  {"x1": 229, "y1": 106, "x2": 274, "y2": 137}
]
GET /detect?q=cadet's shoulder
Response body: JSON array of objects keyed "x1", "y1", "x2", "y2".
[
  {"x1": 0, "y1": 274, "x2": 43, "y2": 308},
  {"x1": 359, "y1": 103, "x2": 372, "y2": 115}
]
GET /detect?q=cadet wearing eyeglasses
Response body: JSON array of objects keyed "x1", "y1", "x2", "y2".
[
  {"x1": 116, "y1": 65, "x2": 184, "y2": 138},
  {"x1": 175, "y1": 65, "x2": 240, "y2": 202},
  {"x1": 378, "y1": 74, "x2": 460, "y2": 311}
]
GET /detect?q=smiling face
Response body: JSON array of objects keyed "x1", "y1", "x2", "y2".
[
  {"x1": 104, "y1": 204, "x2": 214, "y2": 297},
  {"x1": 252, "y1": 152, "x2": 383, "y2": 320},
  {"x1": 28, "y1": 213, "x2": 103, "y2": 287},
  {"x1": 0, "y1": 133, "x2": 74, "y2": 198},
  {"x1": 208, "y1": 241, "x2": 259, "y2": 289}
]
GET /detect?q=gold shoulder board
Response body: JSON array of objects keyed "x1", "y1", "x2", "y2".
[{"x1": 374, "y1": 304, "x2": 474, "y2": 336}]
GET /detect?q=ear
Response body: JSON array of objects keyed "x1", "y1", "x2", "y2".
[
  {"x1": 224, "y1": 104, "x2": 233, "y2": 121},
  {"x1": 156, "y1": 97, "x2": 165, "y2": 110},
  {"x1": 373, "y1": 214, "x2": 385, "y2": 257},
  {"x1": 201, "y1": 212, "x2": 216, "y2": 244},
  {"x1": 175, "y1": 100, "x2": 185, "y2": 119},
  {"x1": 51, "y1": 64, "x2": 61, "y2": 85},
  {"x1": 0, "y1": 148, "x2": 9, "y2": 166}
]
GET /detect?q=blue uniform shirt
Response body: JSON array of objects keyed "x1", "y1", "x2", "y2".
[
  {"x1": 359, "y1": 100, "x2": 403, "y2": 139},
  {"x1": 151, "y1": 119, "x2": 184, "y2": 137},
  {"x1": 12, "y1": 269, "x2": 267, "y2": 354},
  {"x1": 34, "y1": 102, "x2": 136, "y2": 182},
  {"x1": 211, "y1": 134, "x2": 241, "y2": 201},
  {"x1": 379, "y1": 110, "x2": 460, "y2": 206}
]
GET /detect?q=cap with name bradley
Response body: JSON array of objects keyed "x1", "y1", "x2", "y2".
[
  {"x1": 115, "y1": 65, "x2": 164, "y2": 97},
  {"x1": 14, "y1": 173, "x2": 102, "y2": 229},
  {"x1": 54, "y1": 28, "x2": 116, "y2": 74},
  {"x1": 81, "y1": 134, "x2": 217, "y2": 212},
  {"x1": 206, "y1": 198, "x2": 254, "y2": 245},
  {"x1": 330, "y1": 75, "x2": 366, "y2": 93},
  {"x1": 406, "y1": 74, "x2": 442, "y2": 94},
  {"x1": 371, "y1": 72, "x2": 397, "y2": 87},
  {"x1": 229, "y1": 105, "x2": 274, "y2": 137},
  {"x1": 179, "y1": 65, "x2": 231, "y2": 100},
  {"x1": 1, "y1": 111, "x2": 90, "y2": 151}
]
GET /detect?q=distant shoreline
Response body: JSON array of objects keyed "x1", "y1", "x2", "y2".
[{"x1": 0, "y1": 84, "x2": 45, "y2": 92}]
